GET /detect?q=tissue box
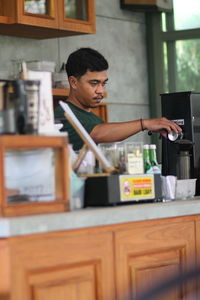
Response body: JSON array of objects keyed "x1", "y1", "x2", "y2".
[{"x1": 176, "y1": 179, "x2": 197, "y2": 200}]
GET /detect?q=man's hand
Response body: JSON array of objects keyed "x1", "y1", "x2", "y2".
[{"x1": 143, "y1": 117, "x2": 182, "y2": 137}]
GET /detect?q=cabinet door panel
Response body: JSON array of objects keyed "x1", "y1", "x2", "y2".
[
  {"x1": 115, "y1": 221, "x2": 196, "y2": 300},
  {"x1": 9, "y1": 230, "x2": 115, "y2": 300},
  {"x1": 57, "y1": 0, "x2": 96, "y2": 34},
  {"x1": 17, "y1": 0, "x2": 59, "y2": 28},
  {"x1": 30, "y1": 265, "x2": 96, "y2": 300},
  {"x1": 195, "y1": 220, "x2": 200, "y2": 299}
]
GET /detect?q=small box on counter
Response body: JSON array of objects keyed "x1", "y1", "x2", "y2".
[{"x1": 84, "y1": 174, "x2": 162, "y2": 207}]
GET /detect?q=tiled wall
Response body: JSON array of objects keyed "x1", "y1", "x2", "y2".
[{"x1": 0, "y1": 0, "x2": 150, "y2": 143}]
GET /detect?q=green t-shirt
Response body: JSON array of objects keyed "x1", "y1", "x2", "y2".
[{"x1": 54, "y1": 102, "x2": 104, "y2": 151}]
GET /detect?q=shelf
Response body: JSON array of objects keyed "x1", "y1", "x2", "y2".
[
  {"x1": 53, "y1": 88, "x2": 107, "y2": 98},
  {"x1": 52, "y1": 88, "x2": 69, "y2": 97}
]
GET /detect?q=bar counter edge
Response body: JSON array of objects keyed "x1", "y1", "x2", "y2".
[{"x1": 1, "y1": 197, "x2": 200, "y2": 238}]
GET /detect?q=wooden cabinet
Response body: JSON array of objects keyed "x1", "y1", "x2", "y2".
[
  {"x1": 0, "y1": 216, "x2": 199, "y2": 300},
  {"x1": 0, "y1": 0, "x2": 96, "y2": 39},
  {"x1": 114, "y1": 219, "x2": 196, "y2": 300},
  {"x1": 120, "y1": 0, "x2": 173, "y2": 12},
  {"x1": 0, "y1": 229, "x2": 115, "y2": 300},
  {"x1": 195, "y1": 219, "x2": 200, "y2": 299}
]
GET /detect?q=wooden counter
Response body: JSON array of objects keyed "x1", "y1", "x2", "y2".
[{"x1": 1, "y1": 199, "x2": 200, "y2": 300}]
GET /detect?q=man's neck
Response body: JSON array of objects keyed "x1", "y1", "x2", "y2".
[{"x1": 67, "y1": 92, "x2": 91, "y2": 112}]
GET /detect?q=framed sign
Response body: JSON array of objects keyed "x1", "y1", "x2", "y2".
[{"x1": 0, "y1": 135, "x2": 70, "y2": 217}]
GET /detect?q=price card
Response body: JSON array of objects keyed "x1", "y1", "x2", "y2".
[{"x1": 119, "y1": 174, "x2": 155, "y2": 201}]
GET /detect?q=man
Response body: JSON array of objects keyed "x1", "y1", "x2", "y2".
[{"x1": 54, "y1": 47, "x2": 181, "y2": 151}]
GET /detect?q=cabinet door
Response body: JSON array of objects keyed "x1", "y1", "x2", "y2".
[
  {"x1": 58, "y1": 0, "x2": 96, "y2": 34},
  {"x1": 195, "y1": 220, "x2": 200, "y2": 299},
  {"x1": 115, "y1": 220, "x2": 196, "y2": 300},
  {"x1": 16, "y1": 0, "x2": 59, "y2": 28},
  {"x1": 8, "y1": 230, "x2": 115, "y2": 300}
]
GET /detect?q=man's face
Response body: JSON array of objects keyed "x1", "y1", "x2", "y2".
[{"x1": 69, "y1": 70, "x2": 108, "y2": 109}]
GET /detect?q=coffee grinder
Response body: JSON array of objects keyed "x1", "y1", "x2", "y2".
[
  {"x1": 161, "y1": 91, "x2": 200, "y2": 195},
  {"x1": 0, "y1": 79, "x2": 40, "y2": 135}
]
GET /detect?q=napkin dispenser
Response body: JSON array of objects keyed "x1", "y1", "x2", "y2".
[{"x1": 84, "y1": 174, "x2": 162, "y2": 207}]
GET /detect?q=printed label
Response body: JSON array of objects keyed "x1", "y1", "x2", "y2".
[
  {"x1": 119, "y1": 174, "x2": 155, "y2": 201},
  {"x1": 172, "y1": 119, "x2": 184, "y2": 126},
  {"x1": 127, "y1": 154, "x2": 144, "y2": 174}
]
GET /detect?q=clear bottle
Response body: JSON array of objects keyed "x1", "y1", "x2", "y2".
[
  {"x1": 143, "y1": 144, "x2": 152, "y2": 173},
  {"x1": 149, "y1": 144, "x2": 161, "y2": 174}
]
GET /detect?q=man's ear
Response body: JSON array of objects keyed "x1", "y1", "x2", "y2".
[{"x1": 68, "y1": 76, "x2": 77, "y2": 89}]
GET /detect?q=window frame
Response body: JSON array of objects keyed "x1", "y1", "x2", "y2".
[{"x1": 146, "y1": 8, "x2": 200, "y2": 157}]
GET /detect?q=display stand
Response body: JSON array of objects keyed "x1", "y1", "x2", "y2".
[{"x1": 0, "y1": 135, "x2": 70, "y2": 217}]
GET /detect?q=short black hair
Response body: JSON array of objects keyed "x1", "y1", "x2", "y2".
[{"x1": 66, "y1": 47, "x2": 109, "y2": 78}]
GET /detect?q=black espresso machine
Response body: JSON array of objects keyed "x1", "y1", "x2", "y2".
[{"x1": 161, "y1": 91, "x2": 200, "y2": 195}]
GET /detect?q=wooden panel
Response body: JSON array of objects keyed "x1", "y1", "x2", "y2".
[
  {"x1": 30, "y1": 264, "x2": 96, "y2": 300},
  {"x1": 0, "y1": 16, "x2": 11, "y2": 23},
  {"x1": 129, "y1": 249, "x2": 182, "y2": 299},
  {"x1": 0, "y1": 240, "x2": 10, "y2": 300},
  {"x1": 195, "y1": 220, "x2": 200, "y2": 263},
  {"x1": 53, "y1": 88, "x2": 69, "y2": 98},
  {"x1": 115, "y1": 220, "x2": 196, "y2": 300},
  {"x1": 195, "y1": 220, "x2": 200, "y2": 299},
  {"x1": 0, "y1": 0, "x2": 16, "y2": 22},
  {"x1": 57, "y1": 0, "x2": 96, "y2": 34},
  {"x1": 6, "y1": 230, "x2": 115, "y2": 300},
  {"x1": 16, "y1": 0, "x2": 59, "y2": 28}
]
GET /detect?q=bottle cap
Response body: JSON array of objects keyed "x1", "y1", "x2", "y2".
[
  {"x1": 143, "y1": 144, "x2": 149, "y2": 149},
  {"x1": 149, "y1": 144, "x2": 156, "y2": 149}
]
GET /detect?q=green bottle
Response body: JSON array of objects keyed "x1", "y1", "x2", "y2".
[
  {"x1": 149, "y1": 144, "x2": 161, "y2": 174},
  {"x1": 143, "y1": 144, "x2": 152, "y2": 173}
]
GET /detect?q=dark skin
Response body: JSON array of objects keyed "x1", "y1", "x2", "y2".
[{"x1": 67, "y1": 70, "x2": 182, "y2": 143}]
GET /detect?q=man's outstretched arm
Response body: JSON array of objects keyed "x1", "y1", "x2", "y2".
[{"x1": 90, "y1": 117, "x2": 181, "y2": 144}]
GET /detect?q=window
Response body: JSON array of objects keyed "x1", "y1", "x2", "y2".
[
  {"x1": 173, "y1": 0, "x2": 200, "y2": 31},
  {"x1": 146, "y1": 1, "x2": 200, "y2": 158},
  {"x1": 146, "y1": 0, "x2": 200, "y2": 117},
  {"x1": 162, "y1": 0, "x2": 200, "y2": 93}
]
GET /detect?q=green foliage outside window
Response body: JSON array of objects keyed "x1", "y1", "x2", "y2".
[{"x1": 176, "y1": 39, "x2": 200, "y2": 92}]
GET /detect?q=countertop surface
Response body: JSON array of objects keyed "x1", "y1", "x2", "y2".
[{"x1": 1, "y1": 197, "x2": 200, "y2": 238}]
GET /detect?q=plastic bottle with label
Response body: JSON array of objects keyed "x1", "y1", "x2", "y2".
[
  {"x1": 149, "y1": 144, "x2": 161, "y2": 174},
  {"x1": 143, "y1": 144, "x2": 152, "y2": 174}
]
